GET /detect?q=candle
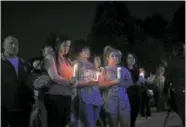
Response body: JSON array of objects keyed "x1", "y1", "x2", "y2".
[
  {"x1": 117, "y1": 67, "x2": 121, "y2": 79},
  {"x1": 139, "y1": 72, "x2": 144, "y2": 78},
  {"x1": 139, "y1": 68, "x2": 145, "y2": 78},
  {"x1": 95, "y1": 72, "x2": 100, "y2": 81},
  {"x1": 73, "y1": 63, "x2": 78, "y2": 77},
  {"x1": 91, "y1": 71, "x2": 100, "y2": 81}
]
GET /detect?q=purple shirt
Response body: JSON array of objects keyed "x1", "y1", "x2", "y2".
[
  {"x1": 102, "y1": 66, "x2": 132, "y2": 114},
  {"x1": 76, "y1": 60, "x2": 102, "y2": 106},
  {"x1": 8, "y1": 57, "x2": 19, "y2": 76}
]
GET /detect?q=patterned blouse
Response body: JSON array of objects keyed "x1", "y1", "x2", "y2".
[
  {"x1": 101, "y1": 66, "x2": 133, "y2": 113},
  {"x1": 75, "y1": 60, "x2": 103, "y2": 106}
]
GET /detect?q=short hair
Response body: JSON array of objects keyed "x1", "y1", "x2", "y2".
[
  {"x1": 90, "y1": 53, "x2": 102, "y2": 63},
  {"x1": 3, "y1": 36, "x2": 19, "y2": 45}
]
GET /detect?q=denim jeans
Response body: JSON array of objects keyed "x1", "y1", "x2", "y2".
[
  {"x1": 102, "y1": 88, "x2": 131, "y2": 127},
  {"x1": 80, "y1": 101, "x2": 101, "y2": 127}
]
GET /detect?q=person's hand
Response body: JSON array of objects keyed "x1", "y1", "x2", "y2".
[
  {"x1": 34, "y1": 90, "x2": 39, "y2": 99},
  {"x1": 88, "y1": 80, "x2": 98, "y2": 85},
  {"x1": 70, "y1": 77, "x2": 77, "y2": 85},
  {"x1": 138, "y1": 76, "x2": 145, "y2": 84},
  {"x1": 145, "y1": 74, "x2": 155, "y2": 84},
  {"x1": 112, "y1": 79, "x2": 120, "y2": 85}
]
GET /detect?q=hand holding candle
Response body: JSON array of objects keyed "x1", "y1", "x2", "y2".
[
  {"x1": 71, "y1": 63, "x2": 78, "y2": 85},
  {"x1": 92, "y1": 71, "x2": 100, "y2": 81},
  {"x1": 139, "y1": 68, "x2": 145, "y2": 78},
  {"x1": 73, "y1": 63, "x2": 78, "y2": 78},
  {"x1": 117, "y1": 67, "x2": 122, "y2": 79}
]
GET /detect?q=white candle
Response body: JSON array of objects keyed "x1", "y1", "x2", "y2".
[
  {"x1": 117, "y1": 67, "x2": 121, "y2": 79},
  {"x1": 96, "y1": 72, "x2": 100, "y2": 81},
  {"x1": 91, "y1": 71, "x2": 100, "y2": 81},
  {"x1": 73, "y1": 63, "x2": 78, "y2": 77},
  {"x1": 139, "y1": 72, "x2": 144, "y2": 78}
]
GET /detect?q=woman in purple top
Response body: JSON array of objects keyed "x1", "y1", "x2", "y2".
[
  {"x1": 74, "y1": 42, "x2": 103, "y2": 127},
  {"x1": 98, "y1": 46, "x2": 133, "y2": 127}
]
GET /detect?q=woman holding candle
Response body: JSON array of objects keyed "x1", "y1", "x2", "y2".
[
  {"x1": 93, "y1": 54, "x2": 102, "y2": 72},
  {"x1": 139, "y1": 68, "x2": 152, "y2": 120},
  {"x1": 74, "y1": 42, "x2": 103, "y2": 127},
  {"x1": 125, "y1": 53, "x2": 147, "y2": 127},
  {"x1": 92, "y1": 54, "x2": 107, "y2": 127},
  {"x1": 98, "y1": 46, "x2": 133, "y2": 127},
  {"x1": 43, "y1": 34, "x2": 73, "y2": 127}
]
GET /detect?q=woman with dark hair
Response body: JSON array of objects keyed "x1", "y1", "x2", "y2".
[
  {"x1": 98, "y1": 46, "x2": 133, "y2": 127},
  {"x1": 92, "y1": 54, "x2": 107, "y2": 127},
  {"x1": 73, "y1": 41, "x2": 102, "y2": 127},
  {"x1": 125, "y1": 53, "x2": 145, "y2": 127},
  {"x1": 43, "y1": 34, "x2": 73, "y2": 127}
]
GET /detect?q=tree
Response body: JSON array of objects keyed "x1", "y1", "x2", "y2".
[
  {"x1": 87, "y1": 1, "x2": 131, "y2": 54},
  {"x1": 172, "y1": 4, "x2": 185, "y2": 42},
  {"x1": 144, "y1": 14, "x2": 168, "y2": 39}
]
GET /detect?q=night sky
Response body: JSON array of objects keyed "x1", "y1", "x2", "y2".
[{"x1": 1, "y1": 1, "x2": 184, "y2": 58}]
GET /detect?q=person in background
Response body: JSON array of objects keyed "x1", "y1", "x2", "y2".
[
  {"x1": 167, "y1": 45, "x2": 185, "y2": 125},
  {"x1": 139, "y1": 68, "x2": 152, "y2": 119},
  {"x1": 154, "y1": 65, "x2": 166, "y2": 112},
  {"x1": 99, "y1": 46, "x2": 132, "y2": 127},
  {"x1": 44, "y1": 35, "x2": 73, "y2": 127},
  {"x1": 74, "y1": 42, "x2": 103, "y2": 127},
  {"x1": 1, "y1": 36, "x2": 33, "y2": 127},
  {"x1": 125, "y1": 53, "x2": 145, "y2": 127},
  {"x1": 93, "y1": 54, "x2": 107, "y2": 127},
  {"x1": 32, "y1": 45, "x2": 53, "y2": 71},
  {"x1": 28, "y1": 44, "x2": 53, "y2": 127},
  {"x1": 147, "y1": 65, "x2": 166, "y2": 112}
]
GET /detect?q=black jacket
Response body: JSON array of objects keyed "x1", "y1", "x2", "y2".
[{"x1": 1, "y1": 53, "x2": 34, "y2": 109}]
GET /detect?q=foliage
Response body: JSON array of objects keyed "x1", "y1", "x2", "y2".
[
  {"x1": 172, "y1": 4, "x2": 185, "y2": 42},
  {"x1": 87, "y1": 1, "x2": 131, "y2": 54},
  {"x1": 144, "y1": 14, "x2": 168, "y2": 39},
  {"x1": 87, "y1": 2, "x2": 184, "y2": 73}
]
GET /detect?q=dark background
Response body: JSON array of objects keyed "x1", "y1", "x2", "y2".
[{"x1": 1, "y1": 1, "x2": 185, "y2": 70}]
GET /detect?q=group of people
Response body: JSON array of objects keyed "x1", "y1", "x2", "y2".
[{"x1": 2, "y1": 35, "x2": 169, "y2": 127}]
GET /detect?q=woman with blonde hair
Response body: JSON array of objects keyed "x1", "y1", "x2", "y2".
[{"x1": 98, "y1": 46, "x2": 133, "y2": 127}]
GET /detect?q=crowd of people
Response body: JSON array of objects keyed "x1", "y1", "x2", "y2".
[{"x1": 1, "y1": 35, "x2": 180, "y2": 127}]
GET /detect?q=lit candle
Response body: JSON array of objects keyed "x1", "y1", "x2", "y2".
[
  {"x1": 91, "y1": 71, "x2": 100, "y2": 81},
  {"x1": 96, "y1": 72, "x2": 100, "y2": 81},
  {"x1": 139, "y1": 72, "x2": 144, "y2": 78},
  {"x1": 117, "y1": 67, "x2": 121, "y2": 79},
  {"x1": 139, "y1": 68, "x2": 145, "y2": 78},
  {"x1": 73, "y1": 63, "x2": 78, "y2": 77}
]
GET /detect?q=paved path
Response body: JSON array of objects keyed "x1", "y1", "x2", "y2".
[
  {"x1": 136, "y1": 112, "x2": 183, "y2": 127},
  {"x1": 67, "y1": 108, "x2": 184, "y2": 127}
]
